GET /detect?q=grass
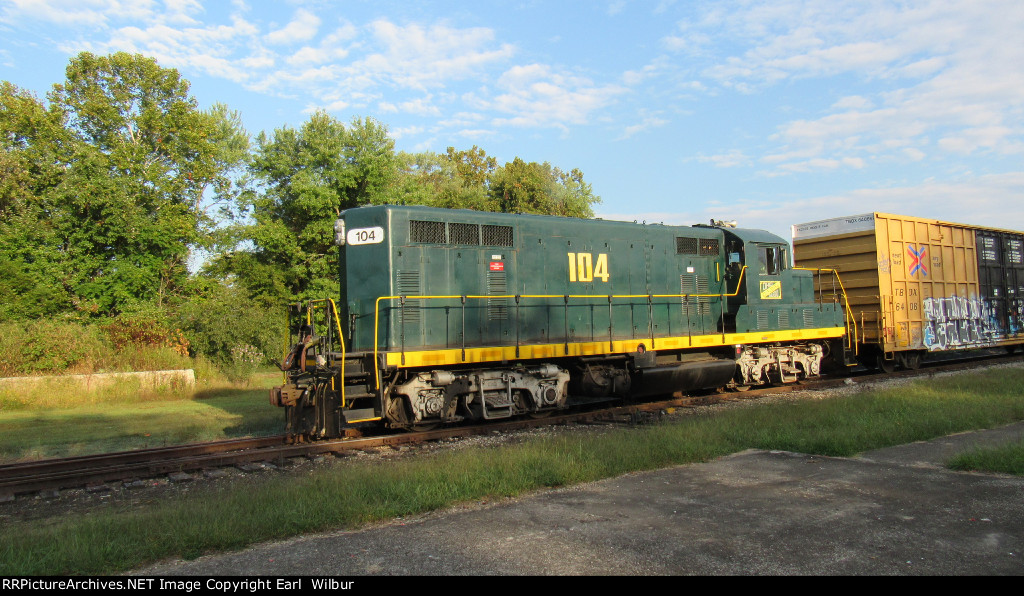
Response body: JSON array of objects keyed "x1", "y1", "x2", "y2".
[
  {"x1": 0, "y1": 371, "x2": 283, "y2": 461},
  {"x1": 947, "y1": 439, "x2": 1024, "y2": 475},
  {"x1": 1, "y1": 366, "x2": 1023, "y2": 575}
]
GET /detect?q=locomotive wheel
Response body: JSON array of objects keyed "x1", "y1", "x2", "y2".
[
  {"x1": 528, "y1": 410, "x2": 554, "y2": 419},
  {"x1": 876, "y1": 354, "x2": 896, "y2": 374},
  {"x1": 386, "y1": 395, "x2": 439, "y2": 432},
  {"x1": 410, "y1": 422, "x2": 440, "y2": 432}
]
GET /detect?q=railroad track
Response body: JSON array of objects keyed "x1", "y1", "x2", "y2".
[{"x1": 3, "y1": 351, "x2": 1021, "y2": 500}]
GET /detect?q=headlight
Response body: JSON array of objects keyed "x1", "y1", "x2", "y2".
[{"x1": 334, "y1": 219, "x2": 346, "y2": 246}]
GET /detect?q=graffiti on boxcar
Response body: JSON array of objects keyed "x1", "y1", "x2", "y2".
[
  {"x1": 922, "y1": 296, "x2": 1001, "y2": 351},
  {"x1": 1011, "y1": 301, "x2": 1023, "y2": 336},
  {"x1": 877, "y1": 256, "x2": 890, "y2": 274}
]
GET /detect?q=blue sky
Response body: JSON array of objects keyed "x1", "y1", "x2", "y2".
[{"x1": 2, "y1": 0, "x2": 1023, "y2": 241}]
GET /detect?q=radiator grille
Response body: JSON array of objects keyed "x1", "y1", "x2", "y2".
[
  {"x1": 699, "y1": 238, "x2": 720, "y2": 256},
  {"x1": 449, "y1": 222, "x2": 480, "y2": 245},
  {"x1": 676, "y1": 237, "x2": 698, "y2": 255},
  {"x1": 410, "y1": 220, "x2": 445, "y2": 244},
  {"x1": 482, "y1": 225, "x2": 514, "y2": 247}
]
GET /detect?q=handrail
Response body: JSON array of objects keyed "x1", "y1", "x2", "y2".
[
  {"x1": 301, "y1": 298, "x2": 349, "y2": 405},
  {"x1": 792, "y1": 267, "x2": 859, "y2": 354},
  {"x1": 371, "y1": 267, "x2": 750, "y2": 388}
]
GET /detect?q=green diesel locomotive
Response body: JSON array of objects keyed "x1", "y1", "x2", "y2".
[{"x1": 271, "y1": 205, "x2": 850, "y2": 439}]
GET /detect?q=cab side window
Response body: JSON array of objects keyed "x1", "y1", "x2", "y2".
[{"x1": 758, "y1": 245, "x2": 785, "y2": 275}]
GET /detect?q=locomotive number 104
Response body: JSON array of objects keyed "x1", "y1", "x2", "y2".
[{"x1": 568, "y1": 252, "x2": 610, "y2": 283}]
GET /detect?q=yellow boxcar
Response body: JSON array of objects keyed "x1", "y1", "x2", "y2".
[{"x1": 793, "y1": 212, "x2": 1024, "y2": 370}]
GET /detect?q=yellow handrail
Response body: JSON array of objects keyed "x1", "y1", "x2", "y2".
[
  {"x1": 793, "y1": 267, "x2": 858, "y2": 353},
  {"x1": 301, "y1": 298, "x2": 349, "y2": 405}
]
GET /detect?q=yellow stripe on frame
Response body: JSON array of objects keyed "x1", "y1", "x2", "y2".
[{"x1": 383, "y1": 327, "x2": 845, "y2": 368}]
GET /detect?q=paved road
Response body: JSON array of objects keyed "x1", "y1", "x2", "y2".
[{"x1": 140, "y1": 422, "x2": 1024, "y2": 576}]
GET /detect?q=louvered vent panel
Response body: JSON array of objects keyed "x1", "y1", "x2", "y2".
[
  {"x1": 681, "y1": 274, "x2": 711, "y2": 316},
  {"x1": 396, "y1": 270, "x2": 421, "y2": 324},
  {"x1": 486, "y1": 271, "x2": 508, "y2": 321}
]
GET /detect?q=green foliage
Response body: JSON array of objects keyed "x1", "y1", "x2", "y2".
[
  {"x1": 489, "y1": 157, "x2": 600, "y2": 217},
  {"x1": 391, "y1": 150, "x2": 493, "y2": 211},
  {"x1": 0, "y1": 82, "x2": 76, "y2": 319},
  {"x1": 447, "y1": 145, "x2": 497, "y2": 188},
  {"x1": 223, "y1": 112, "x2": 397, "y2": 302},
  {"x1": 47, "y1": 52, "x2": 226, "y2": 313},
  {"x1": 223, "y1": 344, "x2": 264, "y2": 385},
  {"x1": 175, "y1": 278, "x2": 286, "y2": 365},
  {"x1": 0, "y1": 53, "x2": 244, "y2": 321},
  {"x1": 102, "y1": 310, "x2": 190, "y2": 356},
  {"x1": 0, "y1": 321, "x2": 108, "y2": 376}
]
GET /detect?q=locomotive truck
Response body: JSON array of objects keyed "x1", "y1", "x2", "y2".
[{"x1": 271, "y1": 205, "x2": 853, "y2": 440}]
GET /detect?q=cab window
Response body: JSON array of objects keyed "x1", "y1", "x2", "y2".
[{"x1": 758, "y1": 245, "x2": 786, "y2": 275}]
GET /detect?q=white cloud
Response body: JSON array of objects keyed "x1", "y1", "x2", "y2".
[
  {"x1": 264, "y1": 8, "x2": 320, "y2": 45},
  {"x1": 698, "y1": 150, "x2": 750, "y2": 168},
  {"x1": 455, "y1": 129, "x2": 494, "y2": 139},
  {"x1": 5, "y1": 3, "x2": 642, "y2": 141},
  {"x1": 660, "y1": 0, "x2": 1024, "y2": 174},
  {"x1": 379, "y1": 96, "x2": 441, "y2": 117},
  {"x1": 390, "y1": 125, "x2": 424, "y2": 139},
  {"x1": 1, "y1": 0, "x2": 156, "y2": 27},
  {"x1": 354, "y1": 19, "x2": 516, "y2": 91},
  {"x1": 483, "y1": 64, "x2": 626, "y2": 129},
  {"x1": 619, "y1": 110, "x2": 669, "y2": 139},
  {"x1": 831, "y1": 95, "x2": 872, "y2": 110}
]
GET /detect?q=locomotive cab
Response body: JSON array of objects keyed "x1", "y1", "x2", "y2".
[{"x1": 718, "y1": 227, "x2": 846, "y2": 385}]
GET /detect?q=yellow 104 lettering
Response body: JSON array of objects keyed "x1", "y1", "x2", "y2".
[{"x1": 568, "y1": 252, "x2": 609, "y2": 282}]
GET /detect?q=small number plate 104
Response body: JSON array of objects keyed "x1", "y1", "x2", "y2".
[{"x1": 347, "y1": 226, "x2": 385, "y2": 245}]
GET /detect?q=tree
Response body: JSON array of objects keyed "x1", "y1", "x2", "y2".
[
  {"x1": 446, "y1": 145, "x2": 497, "y2": 189},
  {"x1": 0, "y1": 53, "x2": 228, "y2": 320},
  {"x1": 489, "y1": 158, "x2": 601, "y2": 218},
  {"x1": 0, "y1": 82, "x2": 76, "y2": 319},
  {"x1": 391, "y1": 149, "x2": 495, "y2": 211},
  {"x1": 226, "y1": 112, "x2": 397, "y2": 301},
  {"x1": 45, "y1": 52, "x2": 224, "y2": 313}
]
